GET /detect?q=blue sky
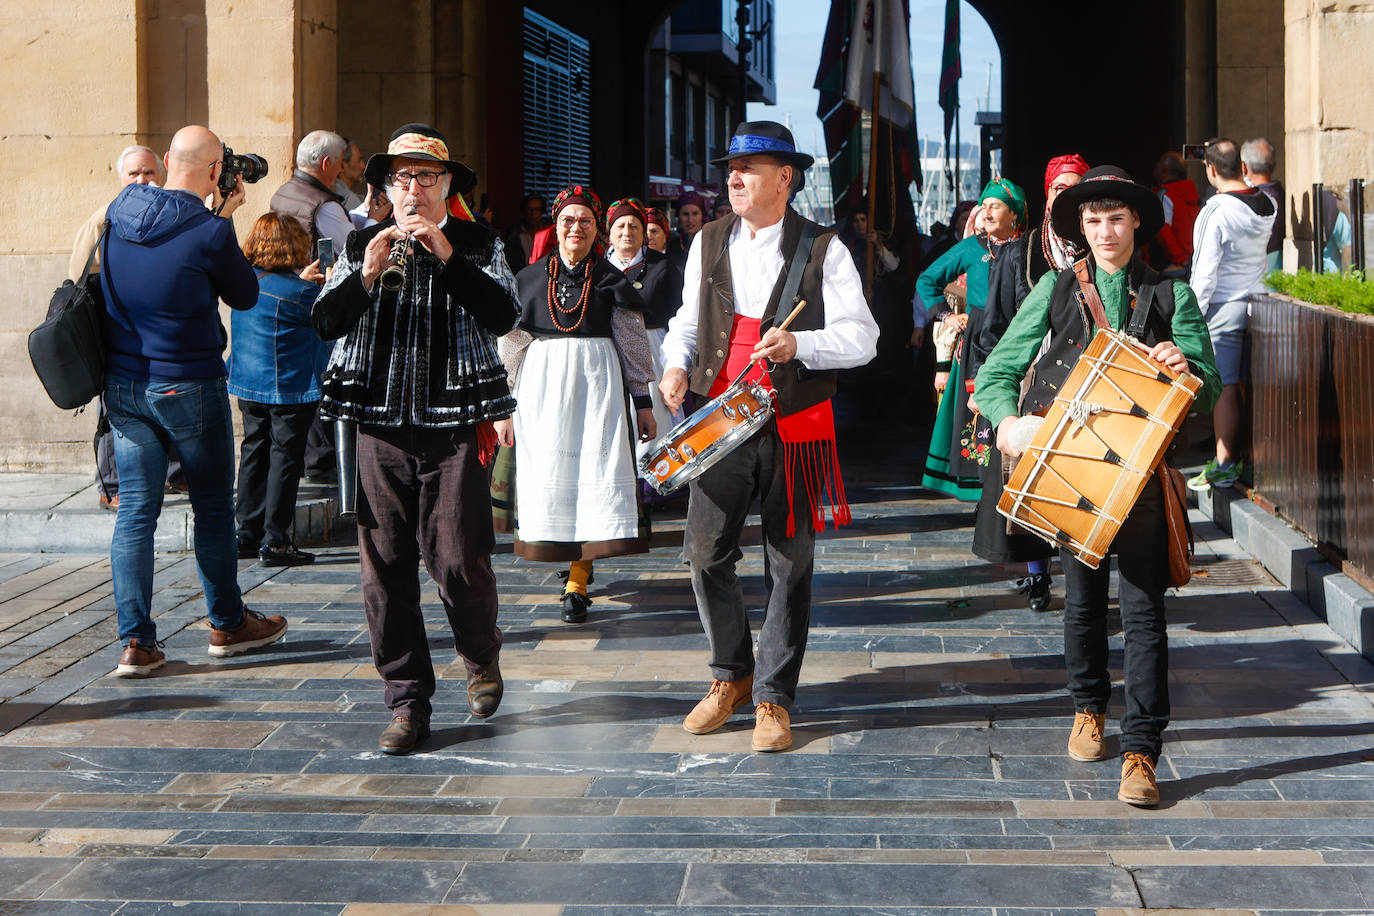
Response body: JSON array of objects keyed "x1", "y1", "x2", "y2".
[{"x1": 748, "y1": 0, "x2": 1001, "y2": 160}]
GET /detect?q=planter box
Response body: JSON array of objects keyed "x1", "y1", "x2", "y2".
[{"x1": 1249, "y1": 292, "x2": 1374, "y2": 585}]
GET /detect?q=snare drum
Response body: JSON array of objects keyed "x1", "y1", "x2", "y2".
[
  {"x1": 638, "y1": 379, "x2": 774, "y2": 495},
  {"x1": 997, "y1": 328, "x2": 1201, "y2": 569}
]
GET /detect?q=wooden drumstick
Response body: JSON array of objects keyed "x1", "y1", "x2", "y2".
[{"x1": 774, "y1": 299, "x2": 808, "y2": 332}]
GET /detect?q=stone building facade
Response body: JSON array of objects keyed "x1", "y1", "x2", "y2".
[{"x1": 2, "y1": 0, "x2": 1370, "y2": 471}]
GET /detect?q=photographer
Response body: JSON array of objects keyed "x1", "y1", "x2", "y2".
[{"x1": 101, "y1": 125, "x2": 288, "y2": 678}]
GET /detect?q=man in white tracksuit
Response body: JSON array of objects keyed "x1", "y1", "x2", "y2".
[{"x1": 1187, "y1": 137, "x2": 1276, "y2": 491}]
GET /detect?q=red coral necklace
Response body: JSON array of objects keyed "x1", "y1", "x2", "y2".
[{"x1": 547, "y1": 254, "x2": 594, "y2": 332}]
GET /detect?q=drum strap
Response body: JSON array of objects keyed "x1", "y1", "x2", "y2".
[
  {"x1": 761, "y1": 221, "x2": 818, "y2": 334},
  {"x1": 1126, "y1": 281, "x2": 1160, "y2": 340},
  {"x1": 1071, "y1": 257, "x2": 1112, "y2": 331}
]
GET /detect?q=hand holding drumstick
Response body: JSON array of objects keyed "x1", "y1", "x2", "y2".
[{"x1": 660, "y1": 300, "x2": 809, "y2": 412}]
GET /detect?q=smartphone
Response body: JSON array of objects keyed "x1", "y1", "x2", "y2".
[
  {"x1": 1181, "y1": 143, "x2": 1206, "y2": 161},
  {"x1": 316, "y1": 237, "x2": 335, "y2": 270}
]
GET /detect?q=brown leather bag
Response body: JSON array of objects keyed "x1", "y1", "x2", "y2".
[{"x1": 1156, "y1": 460, "x2": 1194, "y2": 587}]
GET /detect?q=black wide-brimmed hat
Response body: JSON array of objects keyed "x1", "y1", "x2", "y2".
[
  {"x1": 710, "y1": 121, "x2": 815, "y2": 173},
  {"x1": 1050, "y1": 165, "x2": 1164, "y2": 249},
  {"x1": 363, "y1": 123, "x2": 477, "y2": 195}
]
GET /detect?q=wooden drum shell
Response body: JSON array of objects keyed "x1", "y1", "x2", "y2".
[{"x1": 997, "y1": 329, "x2": 1202, "y2": 568}]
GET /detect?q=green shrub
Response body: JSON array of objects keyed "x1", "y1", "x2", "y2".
[{"x1": 1264, "y1": 269, "x2": 1374, "y2": 315}]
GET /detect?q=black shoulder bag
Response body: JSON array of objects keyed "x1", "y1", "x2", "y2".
[{"x1": 29, "y1": 221, "x2": 110, "y2": 410}]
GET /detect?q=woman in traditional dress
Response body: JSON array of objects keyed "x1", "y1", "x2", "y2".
[
  {"x1": 915, "y1": 178, "x2": 1028, "y2": 502},
  {"x1": 965, "y1": 158, "x2": 1086, "y2": 610},
  {"x1": 604, "y1": 197, "x2": 685, "y2": 462},
  {"x1": 500, "y1": 186, "x2": 657, "y2": 623}
]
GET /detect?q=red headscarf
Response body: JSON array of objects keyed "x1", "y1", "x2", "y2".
[{"x1": 1043, "y1": 154, "x2": 1090, "y2": 197}]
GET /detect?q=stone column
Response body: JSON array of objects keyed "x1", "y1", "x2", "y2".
[
  {"x1": 0, "y1": 1, "x2": 146, "y2": 470},
  {"x1": 206, "y1": 0, "x2": 338, "y2": 229},
  {"x1": 1285, "y1": 0, "x2": 1374, "y2": 268}
]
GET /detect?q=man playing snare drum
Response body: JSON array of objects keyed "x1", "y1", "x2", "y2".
[
  {"x1": 659, "y1": 121, "x2": 877, "y2": 753},
  {"x1": 975, "y1": 166, "x2": 1220, "y2": 806}
]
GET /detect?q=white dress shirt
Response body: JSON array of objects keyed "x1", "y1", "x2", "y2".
[{"x1": 661, "y1": 216, "x2": 878, "y2": 373}]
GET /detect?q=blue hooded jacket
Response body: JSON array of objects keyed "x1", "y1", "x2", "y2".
[{"x1": 100, "y1": 183, "x2": 258, "y2": 380}]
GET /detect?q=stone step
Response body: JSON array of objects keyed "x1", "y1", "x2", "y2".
[{"x1": 0, "y1": 474, "x2": 344, "y2": 553}]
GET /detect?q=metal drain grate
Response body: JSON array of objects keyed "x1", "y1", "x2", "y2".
[{"x1": 1188, "y1": 556, "x2": 1276, "y2": 587}]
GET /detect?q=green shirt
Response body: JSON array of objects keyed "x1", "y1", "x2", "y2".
[
  {"x1": 915, "y1": 235, "x2": 991, "y2": 317},
  {"x1": 973, "y1": 264, "x2": 1221, "y2": 429}
]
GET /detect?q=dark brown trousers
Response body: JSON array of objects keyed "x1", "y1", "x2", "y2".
[{"x1": 357, "y1": 423, "x2": 502, "y2": 722}]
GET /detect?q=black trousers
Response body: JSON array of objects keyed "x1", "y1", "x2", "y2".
[
  {"x1": 303, "y1": 410, "x2": 336, "y2": 479},
  {"x1": 234, "y1": 399, "x2": 317, "y2": 546},
  {"x1": 684, "y1": 423, "x2": 816, "y2": 710},
  {"x1": 357, "y1": 423, "x2": 502, "y2": 721},
  {"x1": 1061, "y1": 474, "x2": 1170, "y2": 758}
]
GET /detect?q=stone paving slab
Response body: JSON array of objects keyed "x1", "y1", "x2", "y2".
[{"x1": 0, "y1": 451, "x2": 1372, "y2": 911}]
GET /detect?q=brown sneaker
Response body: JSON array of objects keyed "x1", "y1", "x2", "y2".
[
  {"x1": 1067, "y1": 709, "x2": 1107, "y2": 761},
  {"x1": 115, "y1": 639, "x2": 165, "y2": 678},
  {"x1": 467, "y1": 660, "x2": 503, "y2": 718},
  {"x1": 682, "y1": 675, "x2": 753, "y2": 735},
  {"x1": 751, "y1": 702, "x2": 792, "y2": 752},
  {"x1": 207, "y1": 608, "x2": 287, "y2": 658},
  {"x1": 1118, "y1": 752, "x2": 1160, "y2": 807}
]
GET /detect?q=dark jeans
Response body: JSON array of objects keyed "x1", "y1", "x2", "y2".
[
  {"x1": 104, "y1": 375, "x2": 243, "y2": 643},
  {"x1": 234, "y1": 399, "x2": 317, "y2": 546},
  {"x1": 1061, "y1": 474, "x2": 1170, "y2": 758},
  {"x1": 357, "y1": 423, "x2": 502, "y2": 721},
  {"x1": 684, "y1": 423, "x2": 815, "y2": 710}
]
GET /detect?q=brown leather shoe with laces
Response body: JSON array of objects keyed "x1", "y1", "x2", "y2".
[
  {"x1": 751, "y1": 702, "x2": 792, "y2": 752},
  {"x1": 682, "y1": 675, "x2": 754, "y2": 735},
  {"x1": 115, "y1": 639, "x2": 165, "y2": 678},
  {"x1": 379, "y1": 715, "x2": 430, "y2": 755},
  {"x1": 1118, "y1": 752, "x2": 1160, "y2": 807},
  {"x1": 1067, "y1": 709, "x2": 1107, "y2": 761},
  {"x1": 207, "y1": 608, "x2": 287, "y2": 658},
  {"x1": 467, "y1": 660, "x2": 503, "y2": 718}
]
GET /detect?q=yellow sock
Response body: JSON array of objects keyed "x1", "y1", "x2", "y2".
[{"x1": 564, "y1": 560, "x2": 593, "y2": 595}]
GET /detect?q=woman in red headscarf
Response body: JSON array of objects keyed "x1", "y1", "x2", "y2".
[
  {"x1": 965, "y1": 154, "x2": 1088, "y2": 612},
  {"x1": 499, "y1": 186, "x2": 657, "y2": 624}
]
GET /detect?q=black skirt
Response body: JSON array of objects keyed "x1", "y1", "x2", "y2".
[{"x1": 971, "y1": 435, "x2": 1054, "y2": 564}]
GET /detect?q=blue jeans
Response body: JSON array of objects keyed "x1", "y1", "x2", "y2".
[{"x1": 105, "y1": 375, "x2": 244, "y2": 643}]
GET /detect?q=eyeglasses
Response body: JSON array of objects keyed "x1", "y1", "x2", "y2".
[
  {"x1": 559, "y1": 216, "x2": 596, "y2": 230},
  {"x1": 387, "y1": 169, "x2": 444, "y2": 188}
]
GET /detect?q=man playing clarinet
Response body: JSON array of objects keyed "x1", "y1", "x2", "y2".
[{"x1": 659, "y1": 121, "x2": 878, "y2": 752}]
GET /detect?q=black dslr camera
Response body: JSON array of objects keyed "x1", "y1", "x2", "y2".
[{"x1": 218, "y1": 144, "x2": 269, "y2": 196}]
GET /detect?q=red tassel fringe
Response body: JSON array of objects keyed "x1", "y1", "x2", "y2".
[{"x1": 476, "y1": 420, "x2": 497, "y2": 467}]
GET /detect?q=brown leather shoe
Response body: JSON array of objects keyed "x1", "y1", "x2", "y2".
[
  {"x1": 379, "y1": 715, "x2": 430, "y2": 755},
  {"x1": 467, "y1": 661, "x2": 503, "y2": 718},
  {"x1": 682, "y1": 675, "x2": 753, "y2": 735},
  {"x1": 751, "y1": 702, "x2": 792, "y2": 752},
  {"x1": 207, "y1": 608, "x2": 287, "y2": 658},
  {"x1": 99, "y1": 492, "x2": 119, "y2": 512},
  {"x1": 1118, "y1": 752, "x2": 1160, "y2": 807},
  {"x1": 115, "y1": 639, "x2": 165, "y2": 678},
  {"x1": 1067, "y1": 709, "x2": 1108, "y2": 761}
]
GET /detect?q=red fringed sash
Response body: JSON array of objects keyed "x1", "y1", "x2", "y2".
[
  {"x1": 708, "y1": 316, "x2": 852, "y2": 536},
  {"x1": 476, "y1": 419, "x2": 498, "y2": 467}
]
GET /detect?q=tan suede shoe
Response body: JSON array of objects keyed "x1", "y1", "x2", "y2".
[
  {"x1": 1118, "y1": 752, "x2": 1160, "y2": 807},
  {"x1": 682, "y1": 676, "x2": 753, "y2": 735},
  {"x1": 751, "y1": 702, "x2": 792, "y2": 753},
  {"x1": 1067, "y1": 710, "x2": 1107, "y2": 761}
]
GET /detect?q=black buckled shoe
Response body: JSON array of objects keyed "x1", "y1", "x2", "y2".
[
  {"x1": 379, "y1": 715, "x2": 430, "y2": 755},
  {"x1": 1017, "y1": 574, "x2": 1053, "y2": 612},
  {"x1": 560, "y1": 591, "x2": 591, "y2": 624},
  {"x1": 467, "y1": 661, "x2": 503, "y2": 718},
  {"x1": 259, "y1": 543, "x2": 316, "y2": 567}
]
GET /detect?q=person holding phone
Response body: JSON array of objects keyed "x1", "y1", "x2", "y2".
[{"x1": 228, "y1": 213, "x2": 332, "y2": 566}]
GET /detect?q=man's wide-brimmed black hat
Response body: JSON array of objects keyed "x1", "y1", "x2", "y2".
[
  {"x1": 710, "y1": 120, "x2": 816, "y2": 173},
  {"x1": 1050, "y1": 165, "x2": 1164, "y2": 249},
  {"x1": 363, "y1": 123, "x2": 477, "y2": 195}
]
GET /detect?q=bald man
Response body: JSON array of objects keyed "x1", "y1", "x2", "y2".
[{"x1": 101, "y1": 125, "x2": 289, "y2": 678}]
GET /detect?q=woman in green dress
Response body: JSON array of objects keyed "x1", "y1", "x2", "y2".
[{"x1": 915, "y1": 178, "x2": 1028, "y2": 500}]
